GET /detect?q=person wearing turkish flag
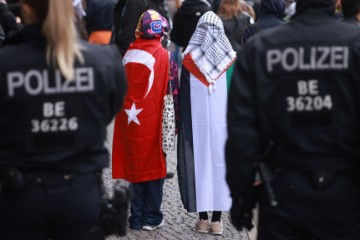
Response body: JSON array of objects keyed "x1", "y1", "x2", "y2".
[{"x1": 112, "y1": 9, "x2": 179, "y2": 231}]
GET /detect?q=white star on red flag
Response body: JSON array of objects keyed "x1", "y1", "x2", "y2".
[{"x1": 125, "y1": 103, "x2": 143, "y2": 125}]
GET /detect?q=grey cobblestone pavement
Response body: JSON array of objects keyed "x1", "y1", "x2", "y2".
[{"x1": 104, "y1": 123, "x2": 257, "y2": 240}]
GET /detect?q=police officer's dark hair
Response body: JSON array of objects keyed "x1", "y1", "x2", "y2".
[
  {"x1": 341, "y1": 0, "x2": 360, "y2": 17},
  {"x1": 22, "y1": 0, "x2": 84, "y2": 80}
]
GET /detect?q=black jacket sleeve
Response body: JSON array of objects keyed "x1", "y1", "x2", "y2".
[
  {"x1": 225, "y1": 42, "x2": 260, "y2": 200},
  {"x1": 2, "y1": 11, "x2": 19, "y2": 38},
  {"x1": 170, "y1": 2, "x2": 210, "y2": 48},
  {"x1": 116, "y1": 0, "x2": 147, "y2": 55}
]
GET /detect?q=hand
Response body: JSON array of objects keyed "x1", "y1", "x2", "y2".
[{"x1": 230, "y1": 198, "x2": 254, "y2": 231}]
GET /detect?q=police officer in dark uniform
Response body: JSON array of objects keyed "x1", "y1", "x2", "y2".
[
  {"x1": 0, "y1": 0, "x2": 127, "y2": 239},
  {"x1": 226, "y1": 0, "x2": 360, "y2": 239}
]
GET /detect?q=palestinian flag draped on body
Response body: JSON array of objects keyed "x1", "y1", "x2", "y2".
[
  {"x1": 112, "y1": 38, "x2": 169, "y2": 183},
  {"x1": 177, "y1": 11, "x2": 236, "y2": 212}
]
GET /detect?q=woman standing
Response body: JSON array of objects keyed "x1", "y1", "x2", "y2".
[
  {"x1": 112, "y1": 9, "x2": 179, "y2": 231},
  {"x1": 0, "y1": 0, "x2": 127, "y2": 239},
  {"x1": 177, "y1": 11, "x2": 236, "y2": 235}
]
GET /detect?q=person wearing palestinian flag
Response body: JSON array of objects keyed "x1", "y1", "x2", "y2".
[
  {"x1": 177, "y1": 11, "x2": 236, "y2": 235},
  {"x1": 112, "y1": 9, "x2": 179, "y2": 231}
]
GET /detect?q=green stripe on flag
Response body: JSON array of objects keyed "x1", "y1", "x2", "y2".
[{"x1": 226, "y1": 64, "x2": 235, "y2": 92}]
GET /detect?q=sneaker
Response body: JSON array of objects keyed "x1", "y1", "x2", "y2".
[
  {"x1": 142, "y1": 219, "x2": 165, "y2": 231},
  {"x1": 195, "y1": 219, "x2": 209, "y2": 233},
  {"x1": 210, "y1": 221, "x2": 223, "y2": 235}
]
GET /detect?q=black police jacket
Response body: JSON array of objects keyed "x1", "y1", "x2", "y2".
[
  {"x1": 226, "y1": 6, "x2": 360, "y2": 199},
  {"x1": 0, "y1": 25, "x2": 127, "y2": 173}
]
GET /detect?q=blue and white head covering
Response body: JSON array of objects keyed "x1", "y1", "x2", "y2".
[{"x1": 184, "y1": 11, "x2": 236, "y2": 85}]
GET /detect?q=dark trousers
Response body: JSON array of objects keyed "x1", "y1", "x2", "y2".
[
  {"x1": 258, "y1": 168, "x2": 360, "y2": 240},
  {"x1": 0, "y1": 171, "x2": 105, "y2": 240},
  {"x1": 129, "y1": 178, "x2": 165, "y2": 229}
]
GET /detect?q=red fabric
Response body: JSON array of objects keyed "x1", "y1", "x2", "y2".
[
  {"x1": 182, "y1": 54, "x2": 209, "y2": 87},
  {"x1": 112, "y1": 39, "x2": 169, "y2": 183}
]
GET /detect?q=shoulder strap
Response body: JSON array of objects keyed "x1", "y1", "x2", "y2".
[{"x1": 248, "y1": 23, "x2": 262, "y2": 35}]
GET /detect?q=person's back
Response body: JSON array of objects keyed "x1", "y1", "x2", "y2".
[
  {"x1": 242, "y1": 0, "x2": 286, "y2": 43},
  {"x1": 86, "y1": 0, "x2": 116, "y2": 44},
  {"x1": 177, "y1": 11, "x2": 236, "y2": 236},
  {"x1": 112, "y1": 9, "x2": 179, "y2": 231},
  {"x1": 170, "y1": 0, "x2": 211, "y2": 49},
  {"x1": 227, "y1": 1, "x2": 360, "y2": 239},
  {"x1": 0, "y1": 33, "x2": 125, "y2": 171},
  {"x1": 236, "y1": 3, "x2": 360, "y2": 161},
  {"x1": 221, "y1": 13, "x2": 249, "y2": 51},
  {"x1": 112, "y1": 0, "x2": 177, "y2": 180},
  {"x1": 218, "y1": 0, "x2": 250, "y2": 52},
  {"x1": 0, "y1": 0, "x2": 127, "y2": 239},
  {"x1": 113, "y1": 0, "x2": 170, "y2": 55}
]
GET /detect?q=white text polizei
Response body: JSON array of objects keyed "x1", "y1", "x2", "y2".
[
  {"x1": 7, "y1": 67, "x2": 94, "y2": 97},
  {"x1": 266, "y1": 46, "x2": 349, "y2": 72}
]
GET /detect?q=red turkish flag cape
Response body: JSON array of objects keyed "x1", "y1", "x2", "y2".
[{"x1": 112, "y1": 38, "x2": 169, "y2": 183}]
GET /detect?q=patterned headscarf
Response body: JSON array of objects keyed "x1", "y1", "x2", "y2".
[
  {"x1": 135, "y1": 9, "x2": 169, "y2": 40},
  {"x1": 184, "y1": 11, "x2": 236, "y2": 84}
]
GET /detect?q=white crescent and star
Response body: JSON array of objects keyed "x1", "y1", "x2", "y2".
[
  {"x1": 122, "y1": 49, "x2": 155, "y2": 98},
  {"x1": 124, "y1": 103, "x2": 143, "y2": 125}
]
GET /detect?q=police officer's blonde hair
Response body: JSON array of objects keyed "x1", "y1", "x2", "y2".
[{"x1": 23, "y1": 0, "x2": 84, "y2": 80}]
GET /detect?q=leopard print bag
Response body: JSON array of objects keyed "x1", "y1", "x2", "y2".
[{"x1": 162, "y1": 79, "x2": 176, "y2": 155}]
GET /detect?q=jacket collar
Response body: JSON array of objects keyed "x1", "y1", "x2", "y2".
[
  {"x1": 291, "y1": 7, "x2": 336, "y2": 24},
  {"x1": 3, "y1": 24, "x2": 46, "y2": 48},
  {"x1": 260, "y1": 0, "x2": 286, "y2": 20}
]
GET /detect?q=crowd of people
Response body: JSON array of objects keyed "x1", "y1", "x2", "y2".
[{"x1": 1, "y1": 0, "x2": 360, "y2": 239}]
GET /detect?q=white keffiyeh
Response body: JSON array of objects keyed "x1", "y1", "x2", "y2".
[{"x1": 184, "y1": 11, "x2": 236, "y2": 90}]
